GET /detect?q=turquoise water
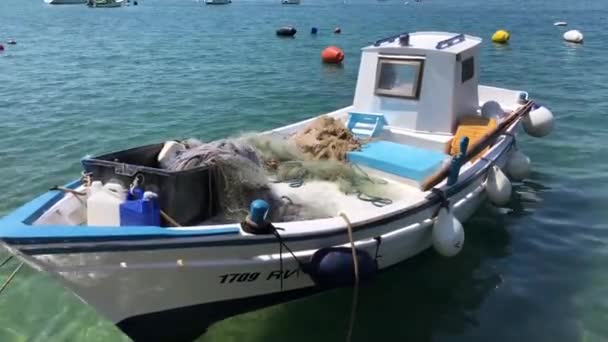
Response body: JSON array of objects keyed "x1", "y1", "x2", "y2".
[{"x1": 1, "y1": 0, "x2": 608, "y2": 340}]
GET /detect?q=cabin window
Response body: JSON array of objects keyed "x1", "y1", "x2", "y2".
[
  {"x1": 375, "y1": 58, "x2": 424, "y2": 99},
  {"x1": 461, "y1": 57, "x2": 475, "y2": 83}
]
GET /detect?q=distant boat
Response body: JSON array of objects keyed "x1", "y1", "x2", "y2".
[
  {"x1": 44, "y1": 0, "x2": 86, "y2": 4},
  {"x1": 87, "y1": 0, "x2": 124, "y2": 7},
  {"x1": 282, "y1": 0, "x2": 300, "y2": 4},
  {"x1": 205, "y1": 0, "x2": 231, "y2": 4}
]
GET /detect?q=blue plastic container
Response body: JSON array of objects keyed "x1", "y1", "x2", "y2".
[{"x1": 120, "y1": 191, "x2": 161, "y2": 226}]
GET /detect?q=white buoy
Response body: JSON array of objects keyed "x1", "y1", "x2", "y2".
[
  {"x1": 554, "y1": 21, "x2": 568, "y2": 27},
  {"x1": 523, "y1": 105, "x2": 554, "y2": 137},
  {"x1": 485, "y1": 165, "x2": 512, "y2": 206},
  {"x1": 563, "y1": 30, "x2": 583, "y2": 43},
  {"x1": 432, "y1": 207, "x2": 464, "y2": 257},
  {"x1": 481, "y1": 100, "x2": 505, "y2": 120},
  {"x1": 506, "y1": 147, "x2": 531, "y2": 181}
]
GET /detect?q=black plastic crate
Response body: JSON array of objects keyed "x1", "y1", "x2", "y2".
[{"x1": 81, "y1": 143, "x2": 219, "y2": 226}]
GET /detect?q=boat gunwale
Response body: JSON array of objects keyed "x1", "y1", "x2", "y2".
[{"x1": 0, "y1": 125, "x2": 516, "y2": 250}]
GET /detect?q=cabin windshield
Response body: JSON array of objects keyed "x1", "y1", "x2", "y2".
[{"x1": 375, "y1": 57, "x2": 424, "y2": 99}]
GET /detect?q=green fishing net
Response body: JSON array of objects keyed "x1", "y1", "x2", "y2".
[
  {"x1": 165, "y1": 116, "x2": 393, "y2": 223},
  {"x1": 244, "y1": 134, "x2": 390, "y2": 198}
]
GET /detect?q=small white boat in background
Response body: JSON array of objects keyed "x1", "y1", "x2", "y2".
[
  {"x1": 554, "y1": 21, "x2": 568, "y2": 27},
  {"x1": 87, "y1": 0, "x2": 124, "y2": 6},
  {"x1": 282, "y1": 0, "x2": 300, "y2": 4},
  {"x1": 205, "y1": 0, "x2": 231, "y2": 4},
  {"x1": 0, "y1": 31, "x2": 554, "y2": 342},
  {"x1": 44, "y1": 0, "x2": 86, "y2": 4}
]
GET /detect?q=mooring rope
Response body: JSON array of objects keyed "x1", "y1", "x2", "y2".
[
  {"x1": 0, "y1": 262, "x2": 24, "y2": 295},
  {"x1": 338, "y1": 212, "x2": 359, "y2": 342},
  {"x1": 269, "y1": 226, "x2": 307, "y2": 292},
  {"x1": 0, "y1": 255, "x2": 13, "y2": 268}
]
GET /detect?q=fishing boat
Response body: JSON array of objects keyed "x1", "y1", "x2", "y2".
[
  {"x1": 0, "y1": 31, "x2": 553, "y2": 342},
  {"x1": 87, "y1": 0, "x2": 124, "y2": 7},
  {"x1": 44, "y1": 0, "x2": 87, "y2": 4},
  {"x1": 205, "y1": 0, "x2": 231, "y2": 4}
]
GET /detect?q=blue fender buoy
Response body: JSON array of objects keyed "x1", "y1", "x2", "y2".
[
  {"x1": 249, "y1": 199, "x2": 269, "y2": 225},
  {"x1": 302, "y1": 247, "x2": 377, "y2": 288},
  {"x1": 0, "y1": 44, "x2": 4, "y2": 52},
  {"x1": 311, "y1": 27, "x2": 318, "y2": 34},
  {"x1": 241, "y1": 199, "x2": 274, "y2": 235}
]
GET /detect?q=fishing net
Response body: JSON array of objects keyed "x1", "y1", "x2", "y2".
[
  {"x1": 162, "y1": 116, "x2": 392, "y2": 223},
  {"x1": 163, "y1": 139, "x2": 283, "y2": 222},
  {"x1": 244, "y1": 116, "x2": 390, "y2": 199},
  {"x1": 291, "y1": 115, "x2": 362, "y2": 161}
]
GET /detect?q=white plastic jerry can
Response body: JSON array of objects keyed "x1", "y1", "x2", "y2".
[{"x1": 87, "y1": 181, "x2": 127, "y2": 226}]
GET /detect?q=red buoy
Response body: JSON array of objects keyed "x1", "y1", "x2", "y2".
[{"x1": 321, "y1": 46, "x2": 344, "y2": 64}]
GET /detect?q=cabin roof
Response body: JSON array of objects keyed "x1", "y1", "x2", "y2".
[{"x1": 364, "y1": 31, "x2": 482, "y2": 54}]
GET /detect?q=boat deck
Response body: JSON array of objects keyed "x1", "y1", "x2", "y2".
[{"x1": 269, "y1": 176, "x2": 423, "y2": 220}]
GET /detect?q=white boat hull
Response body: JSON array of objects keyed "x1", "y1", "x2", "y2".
[{"x1": 6, "y1": 119, "x2": 514, "y2": 340}]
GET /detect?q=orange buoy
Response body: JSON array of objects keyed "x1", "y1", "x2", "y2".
[{"x1": 321, "y1": 46, "x2": 344, "y2": 64}]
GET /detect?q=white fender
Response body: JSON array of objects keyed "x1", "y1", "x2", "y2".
[
  {"x1": 506, "y1": 147, "x2": 531, "y2": 181},
  {"x1": 485, "y1": 165, "x2": 512, "y2": 206},
  {"x1": 432, "y1": 207, "x2": 465, "y2": 257},
  {"x1": 523, "y1": 105, "x2": 554, "y2": 137}
]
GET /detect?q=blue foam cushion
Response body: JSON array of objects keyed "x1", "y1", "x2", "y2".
[{"x1": 346, "y1": 141, "x2": 448, "y2": 182}]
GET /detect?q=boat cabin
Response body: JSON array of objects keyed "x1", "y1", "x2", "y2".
[
  {"x1": 348, "y1": 32, "x2": 482, "y2": 149},
  {"x1": 343, "y1": 32, "x2": 487, "y2": 187},
  {"x1": 352, "y1": 32, "x2": 482, "y2": 133}
]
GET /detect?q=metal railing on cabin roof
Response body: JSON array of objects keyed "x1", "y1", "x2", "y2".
[
  {"x1": 373, "y1": 32, "x2": 409, "y2": 47},
  {"x1": 373, "y1": 32, "x2": 466, "y2": 50},
  {"x1": 435, "y1": 33, "x2": 465, "y2": 50}
]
